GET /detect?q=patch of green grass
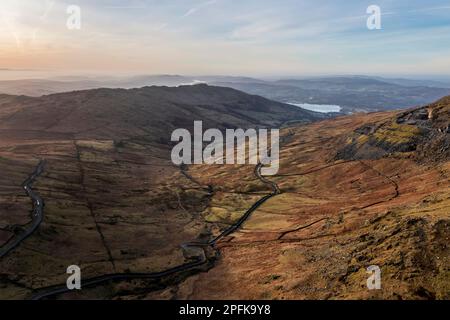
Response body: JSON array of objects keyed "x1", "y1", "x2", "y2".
[{"x1": 373, "y1": 122, "x2": 422, "y2": 145}]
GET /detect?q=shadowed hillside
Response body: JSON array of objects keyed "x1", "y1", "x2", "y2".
[{"x1": 0, "y1": 84, "x2": 322, "y2": 141}]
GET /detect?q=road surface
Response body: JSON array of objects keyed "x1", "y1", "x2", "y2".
[{"x1": 0, "y1": 160, "x2": 45, "y2": 259}]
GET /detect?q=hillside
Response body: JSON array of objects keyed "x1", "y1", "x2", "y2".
[
  {"x1": 337, "y1": 96, "x2": 450, "y2": 162},
  {"x1": 0, "y1": 90, "x2": 448, "y2": 300},
  {"x1": 0, "y1": 84, "x2": 322, "y2": 141},
  {"x1": 0, "y1": 85, "x2": 320, "y2": 299},
  {"x1": 167, "y1": 97, "x2": 449, "y2": 300}
]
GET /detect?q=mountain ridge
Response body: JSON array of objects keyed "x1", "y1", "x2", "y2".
[
  {"x1": 0, "y1": 84, "x2": 324, "y2": 141},
  {"x1": 1, "y1": 75, "x2": 449, "y2": 114}
]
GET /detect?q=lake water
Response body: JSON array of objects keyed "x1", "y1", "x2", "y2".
[{"x1": 288, "y1": 102, "x2": 342, "y2": 113}]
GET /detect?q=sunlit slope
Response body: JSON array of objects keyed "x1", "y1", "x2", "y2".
[{"x1": 171, "y1": 98, "x2": 449, "y2": 300}]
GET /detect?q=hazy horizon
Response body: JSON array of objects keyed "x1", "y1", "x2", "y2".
[{"x1": 1, "y1": 70, "x2": 450, "y2": 83}]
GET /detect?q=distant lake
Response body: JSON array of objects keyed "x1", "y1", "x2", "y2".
[{"x1": 288, "y1": 102, "x2": 342, "y2": 113}]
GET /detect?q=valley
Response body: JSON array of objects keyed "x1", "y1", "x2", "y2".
[{"x1": 0, "y1": 86, "x2": 448, "y2": 300}]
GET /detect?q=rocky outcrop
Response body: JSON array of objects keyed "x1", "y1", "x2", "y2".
[{"x1": 336, "y1": 96, "x2": 450, "y2": 163}]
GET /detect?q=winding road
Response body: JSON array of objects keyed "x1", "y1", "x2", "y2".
[
  {"x1": 30, "y1": 162, "x2": 281, "y2": 300},
  {"x1": 0, "y1": 160, "x2": 45, "y2": 259}
]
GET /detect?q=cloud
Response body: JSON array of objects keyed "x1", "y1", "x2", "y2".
[
  {"x1": 183, "y1": 0, "x2": 217, "y2": 17},
  {"x1": 408, "y1": 5, "x2": 450, "y2": 13},
  {"x1": 183, "y1": 8, "x2": 197, "y2": 17}
]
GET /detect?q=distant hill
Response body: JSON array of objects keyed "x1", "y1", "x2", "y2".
[
  {"x1": 1, "y1": 75, "x2": 449, "y2": 114},
  {"x1": 0, "y1": 84, "x2": 323, "y2": 141},
  {"x1": 369, "y1": 76, "x2": 450, "y2": 88},
  {"x1": 0, "y1": 75, "x2": 266, "y2": 97},
  {"x1": 244, "y1": 77, "x2": 450, "y2": 112},
  {"x1": 0, "y1": 79, "x2": 102, "y2": 96}
]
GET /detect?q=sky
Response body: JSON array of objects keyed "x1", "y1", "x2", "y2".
[{"x1": 0, "y1": 0, "x2": 450, "y2": 79}]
